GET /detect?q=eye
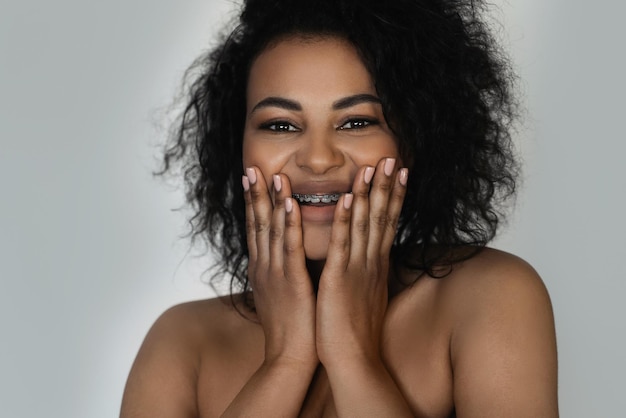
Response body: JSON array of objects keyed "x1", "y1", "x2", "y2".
[
  {"x1": 260, "y1": 120, "x2": 300, "y2": 132},
  {"x1": 338, "y1": 118, "x2": 379, "y2": 130}
]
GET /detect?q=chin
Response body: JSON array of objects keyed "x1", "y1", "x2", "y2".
[
  {"x1": 302, "y1": 224, "x2": 331, "y2": 261},
  {"x1": 304, "y1": 246, "x2": 329, "y2": 261}
]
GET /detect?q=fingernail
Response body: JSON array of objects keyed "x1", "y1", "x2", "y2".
[
  {"x1": 364, "y1": 166, "x2": 375, "y2": 184},
  {"x1": 273, "y1": 174, "x2": 282, "y2": 192},
  {"x1": 384, "y1": 158, "x2": 396, "y2": 176},
  {"x1": 246, "y1": 167, "x2": 257, "y2": 184},
  {"x1": 285, "y1": 197, "x2": 293, "y2": 213},
  {"x1": 399, "y1": 168, "x2": 408, "y2": 186},
  {"x1": 343, "y1": 193, "x2": 354, "y2": 209},
  {"x1": 242, "y1": 175, "x2": 250, "y2": 191}
]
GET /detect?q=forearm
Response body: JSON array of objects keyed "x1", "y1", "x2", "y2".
[
  {"x1": 324, "y1": 357, "x2": 414, "y2": 418},
  {"x1": 220, "y1": 358, "x2": 317, "y2": 418}
]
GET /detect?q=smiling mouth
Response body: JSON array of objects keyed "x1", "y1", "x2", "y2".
[{"x1": 292, "y1": 193, "x2": 342, "y2": 206}]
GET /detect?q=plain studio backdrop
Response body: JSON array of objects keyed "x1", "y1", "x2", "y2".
[{"x1": 1, "y1": 0, "x2": 624, "y2": 416}]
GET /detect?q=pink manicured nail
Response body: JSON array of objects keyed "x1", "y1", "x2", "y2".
[
  {"x1": 285, "y1": 197, "x2": 293, "y2": 213},
  {"x1": 363, "y1": 166, "x2": 375, "y2": 184},
  {"x1": 343, "y1": 193, "x2": 354, "y2": 209},
  {"x1": 399, "y1": 168, "x2": 408, "y2": 186},
  {"x1": 273, "y1": 174, "x2": 282, "y2": 192},
  {"x1": 242, "y1": 175, "x2": 250, "y2": 191},
  {"x1": 384, "y1": 158, "x2": 396, "y2": 176},
  {"x1": 246, "y1": 167, "x2": 257, "y2": 184}
]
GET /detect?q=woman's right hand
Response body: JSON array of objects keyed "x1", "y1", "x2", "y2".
[{"x1": 243, "y1": 167, "x2": 318, "y2": 368}]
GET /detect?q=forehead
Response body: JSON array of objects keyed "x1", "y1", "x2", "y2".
[{"x1": 246, "y1": 36, "x2": 376, "y2": 107}]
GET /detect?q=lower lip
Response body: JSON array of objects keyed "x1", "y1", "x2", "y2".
[{"x1": 299, "y1": 204, "x2": 337, "y2": 222}]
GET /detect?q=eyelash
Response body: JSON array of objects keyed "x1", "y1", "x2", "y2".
[
  {"x1": 338, "y1": 117, "x2": 379, "y2": 130},
  {"x1": 259, "y1": 120, "x2": 300, "y2": 132},
  {"x1": 259, "y1": 118, "x2": 379, "y2": 132}
]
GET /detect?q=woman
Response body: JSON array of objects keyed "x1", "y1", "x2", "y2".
[{"x1": 121, "y1": 0, "x2": 558, "y2": 416}]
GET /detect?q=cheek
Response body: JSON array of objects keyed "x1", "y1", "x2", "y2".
[
  {"x1": 242, "y1": 138, "x2": 289, "y2": 184},
  {"x1": 351, "y1": 138, "x2": 401, "y2": 166},
  {"x1": 241, "y1": 135, "x2": 255, "y2": 168}
]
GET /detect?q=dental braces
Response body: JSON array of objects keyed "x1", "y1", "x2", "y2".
[{"x1": 292, "y1": 193, "x2": 341, "y2": 204}]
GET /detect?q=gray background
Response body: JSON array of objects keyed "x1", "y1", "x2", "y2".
[{"x1": 1, "y1": 0, "x2": 624, "y2": 416}]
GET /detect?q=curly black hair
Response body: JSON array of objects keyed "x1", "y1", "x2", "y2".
[{"x1": 159, "y1": 0, "x2": 519, "y2": 297}]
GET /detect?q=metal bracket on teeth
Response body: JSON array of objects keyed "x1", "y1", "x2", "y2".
[{"x1": 292, "y1": 193, "x2": 341, "y2": 204}]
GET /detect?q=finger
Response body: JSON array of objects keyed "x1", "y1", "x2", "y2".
[
  {"x1": 246, "y1": 166, "x2": 273, "y2": 269},
  {"x1": 268, "y1": 174, "x2": 286, "y2": 275},
  {"x1": 242, "y1": 175, "x2": 257, "y2": 277},
  {"x1": 348, "y1": 165, "x2": 374, "y2": 262},
  {"x1": 324, "y1": 192, "x2": 354, "y2": 272},
  {"x1": 280, "y1": 175, "x2": 308, "y2": 277},
  {"x1": 379, "y1": 167, "x2": 408, "y2": 255},
  {"x1": 367, "y1": 157, "x2": 397, "y2": 260}
]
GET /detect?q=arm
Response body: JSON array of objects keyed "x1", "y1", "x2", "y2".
[
  {"x1": 219, "y1": 168, "x2": 318, "y2": 417},
  {"x1": 122, "y1": 168, "x2": 318, "y2": 418},
  {"x1": 317, "y1": 158, "x2": 414, "y2": 417},
  {"x1": 220, "y1": 358, "x2": 317, "y2": 418},
  {"x1": 120, "y1": 305, "x2": 201, "y2": 418},
  {"x1": 451, "y1": 255, "x2": 559, "y2": 418}
]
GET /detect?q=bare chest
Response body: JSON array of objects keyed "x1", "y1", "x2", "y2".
[{"x1": 197, "y1": 283, "x2": 455, "y2": 417}]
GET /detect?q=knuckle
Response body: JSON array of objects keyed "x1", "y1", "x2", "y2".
[
  {"x1": 285, "y1": 215, "x2": 299, "y2": 229},
  {"x1": 371, "y1": 213, "x2": 388, "y2": 228},
  {"x1": 355, "y1": 220, "x2": 369, "y2": 234},
  {"x1": 245, "y1": 218, "x2": 256, "y2": 233},
  {"x1": 254, "y1": 219, "x2": 270, "y2": 234},
  {"x1": 392, "y1": 185, "x2": 406, "y2": 201},
  {"x1": 269, "y1": 224, "x2": 283, "y2": 242},
  {"x1": 284, "y1": 240, "x2": 303, "y2": 254},
  {"x1": 386, "y1": 215, "x2": 399, "y2": 231},
  {"x1": 335, "y1": 211, "x2": 351, "y2": 224},
  {"x1": 354, "y1": 188, "x2": 370, "y2": 199},
  {"x1": 329, "y1": 234, "x2": 349, "y2": 251},
  {"x1": 376, "y1": 179, "x2": 393, "y2": 193},
  {"x1": 249, "y1": 187, "x2": 264, "y2": 201}
]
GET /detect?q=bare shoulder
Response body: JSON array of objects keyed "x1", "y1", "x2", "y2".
[
  {"x1": 440, "y1": 247, "x2": 552, "y2": 311},
  {"x1": 120, "y1": 296, "x2": 257, "y2": 418},
  {"x1": 437, "y1": 247, "x2": 556, "y2": 355},
  {"x1": 438, "y1": 248, "x2": 558, "y2": 417},
  {"x1": 395, "y1": 247, "x2": 554, "y2": 333},
  {"x1": 133, "y1": 296, "x2": 252, "y2": 364}
]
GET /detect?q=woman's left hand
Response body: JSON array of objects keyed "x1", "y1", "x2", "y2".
[{"x1": 315, "y1": 157, "x2": 408, "y2": 368}]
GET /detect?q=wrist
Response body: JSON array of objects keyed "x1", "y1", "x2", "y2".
[
  {"x1": 318, "y1": 340, "x2": 383, "y2": 370},
  {"x1": 263, "y1": 348, "x2": 319, "y2": 373}
]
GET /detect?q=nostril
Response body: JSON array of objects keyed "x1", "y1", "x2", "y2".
[{"x1": 295, "y1": 145, "x2": 344, "y2": 174}]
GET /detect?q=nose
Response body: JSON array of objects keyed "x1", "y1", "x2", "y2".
[{"x1": 295, "y1": 129, "x2": 344, "y2": 174}]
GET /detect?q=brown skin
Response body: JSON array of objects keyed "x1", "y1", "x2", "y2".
[
  {"x1": 120, "y1": 37, "x2": 558, "y2": 417},
  {"x1": 120, "y1": 250, "x2": 558, "y2": 417}
]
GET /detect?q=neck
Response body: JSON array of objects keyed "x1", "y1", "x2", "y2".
[
  {"x1": 305, "y1": 258, "x2": 408, "y2": 299},
  {"x1": 306, "y1": 259, "x2": 325, "y2": 292}
]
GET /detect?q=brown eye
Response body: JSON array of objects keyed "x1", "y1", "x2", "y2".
[
  {"x1": 338, "y1": 118, "x2": 378, "y2": 130},
  {"x1": 260, "y1": 121, "x2": 300, "y2": 132}
]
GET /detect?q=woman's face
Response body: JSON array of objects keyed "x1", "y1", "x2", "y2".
[{"x1": 243, "y1": 35, "x2": 400, "y2": 260}]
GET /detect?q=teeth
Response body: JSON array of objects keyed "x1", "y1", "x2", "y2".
[{"x1": 292, "y1": 193, "x2": 341, "y2": 204}]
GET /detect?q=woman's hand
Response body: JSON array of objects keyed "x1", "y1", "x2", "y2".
[
  {"x1": 243, "y1": 167, "x2": 318, "y2": 368},
  {"x1": 240, "y1": 162, "x2": 413, "y2": 417},
  {"x1": 313, "y1": 158, "x2": 414, "y2": 417},
  {"x1": 316, "y1": 157, "x2": 408, "y2": 367}
]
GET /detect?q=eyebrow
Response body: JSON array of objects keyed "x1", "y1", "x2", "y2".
[
  {"x1": 251, "y1": 97, "x2": 302, "y2": 113},
  {"x1": 332, "y1": 94, "x2": 382, "y2": 110},
  {"x1": 250, "y1": 93, "x2": 382, "y2": 114}
]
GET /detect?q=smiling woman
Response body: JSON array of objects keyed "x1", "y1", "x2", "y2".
[
  {"x1": 120, "y1": 0, "x2": 558, "y2": 417},
  {"x1": 243, "y1": 37, "x2": 401, "y2": 261}
]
